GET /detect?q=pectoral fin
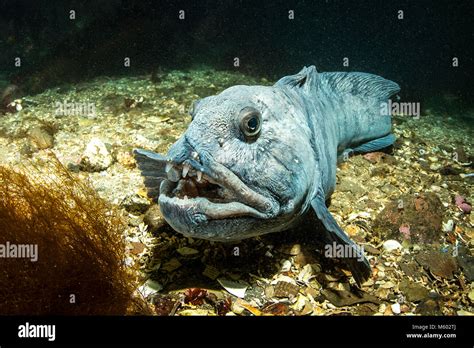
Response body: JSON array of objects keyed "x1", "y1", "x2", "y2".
[
  {"x1": 133, "y1": 149, "x2": 167, "y2": 202},
  {"x1": 311, "y1": 187, "x2": 371, "y2": 286}
]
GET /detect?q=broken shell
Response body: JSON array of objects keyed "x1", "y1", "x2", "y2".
[{"x1": 383, "y1": 240, "x2": 402, "y2": 252}]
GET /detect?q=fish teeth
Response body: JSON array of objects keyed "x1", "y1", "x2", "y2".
[
  {"x1": 165, "y1": 163, "x2": 173, "y2": 173},
  {"x1": 182, "y1": 163, "x2": 190, "y2": 178},
  {"x1": 191, "y1": 151, "x2": 199, "y2": 161},
  {"x1": 184, "y1": 195, "x2": 188, "y2": 200},
  {"x1": 197, "y1": 171, "x2": 202, "y2": 182}
]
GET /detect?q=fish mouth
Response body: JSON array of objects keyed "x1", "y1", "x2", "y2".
[{"x1": 158, "y1": 154, "x2": 278, "y2": 228}]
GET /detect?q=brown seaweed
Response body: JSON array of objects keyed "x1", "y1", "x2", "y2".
[{"x1": 0, "y1": 155, "x2": 150, "y2": 315}]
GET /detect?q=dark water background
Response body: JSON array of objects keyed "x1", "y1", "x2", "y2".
[{"x1": 0, "y1": 0, "x2": 473, "y2": 107}]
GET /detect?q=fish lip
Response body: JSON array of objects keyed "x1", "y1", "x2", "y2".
[{"x1": 159, "y1": 155, "x2": 279, "y2": 223}]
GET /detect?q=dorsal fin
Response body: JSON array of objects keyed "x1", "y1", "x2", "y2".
[
  {"x1": 321, "y1": 71, "x2": 400, "y2": 100},
  {"x1": 274, "y1": 65, "x2": 320, "y2": 93}
]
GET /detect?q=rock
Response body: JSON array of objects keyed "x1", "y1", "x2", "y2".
[
  {"x1": 162, "y1": 258, "x2": 181, "y2": 272},
  {"x1": 399, "y1": 261, "x2": 420, "y2": 278},
  {"x1": 439, "y1": 165, "x2": 461, "y2": 176},
  {"x1": 442, "y1": 219, "x2": 454, "y2": 232},
  {"x1": 138, "y1": 279, "x2": 163, "y2": 297},
  {"x1": 79, "y1": 138, "x2": 113, "y2": 172},
  {"x1": 383, "y1": 240, "x2": 402, "y2": 252},
  {"x1": 456, "y1": 247, "x2": 474, "y2": 282},
  {"x1": 415, "y1": 297, "x2": 442, "y2": 315},
  {"x1": 399, "y1": 279, "x2": 429, "y2": 302},
  {"x1": 130, "y1": 242, "x2": 146, "y2": 255},
  {"x1": 116, "y1": 149, "x2": 136, "y2": 168},
  {"x1": 391, "y1": 303, "x2": 401, "y2": 314},
  {"x1": 120, "y1": 194, "x2": 151, "y2": 214},
  {"x1": 280, "y1": 260, "x2": 292, "y2": 272},
  {"x1": 143, "y1": 205, "x2": 166, "y2": 232},
  {"x1": 363, "y1": 152, "x2": 396, "y2": 165},
  {"x1": 373, "y1": 193, "x2": 444, "y2": 244},
  {"x1": 468, "y1": 288, "x2": 474, "y2": 302},
  {"x1": 416, "y1": 248, "x2": 458, "y2": 279},
  {"x1": 321, "y1": 288, "x2": 380, "y2": 307},
  {"x1": 176, "y1": 247, "x2": 199, "y2": 256},
  {"x1": 454, "y1": 145, "x2": 469, "y2": 163},
  {"x1": 28, "y1": 126, "x2": 54, "y2": 149},
  {"x1": 337, "y1": 177, "x2": 366, "y2": 197}
]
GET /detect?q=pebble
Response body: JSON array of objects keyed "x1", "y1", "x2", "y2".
[
  {"x1": 143, "y1": 205, "x2": 166, "y2": 232},
  {"x1": 80, "y1": 138, "x2": 113, "y2": 172},
  {"x1": 442, "y1": 219, "x2": 454, "y2": 233},
  {"x1": 176, "y1": 247, "x2": 199, "y2": 256},
  {"x1": 120, "y1": 194, "x2": 151, "y2": 214},
  {"x1": 280, "y1": 260, "x2": 292, "y2": 272},
  {"x1": 28, "y1": 126, "x2": 54, "y2": 149},
  {"x1": 383, "y1": 240, "x2": 402, "y2": 252},
  {"x1": 468, "y1": 288, "x2": 474, "y2": 302},
  {"x1": 391, "y1": 302, "x2": 401, "y2": 314}
]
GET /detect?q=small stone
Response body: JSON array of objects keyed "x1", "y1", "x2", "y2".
[
  {"x1": 280, "y1": 260, "x2": 292, "y2": 272},
  {"x1": 297, "y1": 264, "x2": 313, "y2": 283},
  {"x1": 442, "y1": 219, "x2": 454, "y2": 233},
  {"x1": 80, "y1": 138, "x2": 113, "y2": 172},
  {"x1": 399, "y1": 279, "x2": 429, "y2": 302},
  {"x1": 322, "y1": 288, "x2": 380, "y2": 307},
  {"x1": 264, "y1": 285, "x2": 275, "y2": 298},
  {"x1": 383, "y1": 240, "x2": 402, "y2": 252},
  {"x1": 468, "y1": 288, "x2": 474, "y2": 302},
  {"x1": 138, "y1": 279, "x2": 162, "y2": 297},
  {"x1": 279, "y1": 243, "x2": 301, "y2": 255},
  {"x1": 120, "y1": 194, "x2": 151, "y2": 214},
  {"x1": 391, "y1": 302, "x2": 401, "y2": 314},
  {"x1": 176, "y1": 247, "x2": 199, "y2": 256},
  {"x1": 130, "y1": 242, "x2": 146, "y2": 255},
  {"x1": 290, "y1": 244, "x2": 301, "y2": 255},
  {"x1": 416, "y1": 249, "x2": 458, "y2": 279},
  {"x1": 162, "y1": 258, "x2": 182, "y2": 272},
  {"x1": 116, "y1": 150, "x2": 136, "y2": 168},
  {"x1": 28, "y1": 126, "x2": 54, "y2": 149},
  {"x1": 143, "y1": 205, "x2": 166, "y2": 232}
]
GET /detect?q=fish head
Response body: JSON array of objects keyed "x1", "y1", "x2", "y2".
[{"x1": 150, "y1": 85, "x2": 316, "y2": 241}]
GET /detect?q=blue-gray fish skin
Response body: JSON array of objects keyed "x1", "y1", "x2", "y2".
[{"x1": 134, "y1": 66, "x2": 400, "y2": 285}]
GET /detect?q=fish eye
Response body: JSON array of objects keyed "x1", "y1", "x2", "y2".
[{"x1": 239, "y1": 107, "x2": 262, "y2": 140}]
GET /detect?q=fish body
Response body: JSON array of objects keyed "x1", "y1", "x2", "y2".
[{"x1": 134, "y1": 66, "x2": 399, "y2": 285}]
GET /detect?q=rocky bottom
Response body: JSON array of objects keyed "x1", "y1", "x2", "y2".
[{"x1": 0, "y1": 69, "x2": 473, "y2": 315}]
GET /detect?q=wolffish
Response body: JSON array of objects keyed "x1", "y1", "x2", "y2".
[{"x1": 134, "y1": 66, "x2": 400, "y2": 285}]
